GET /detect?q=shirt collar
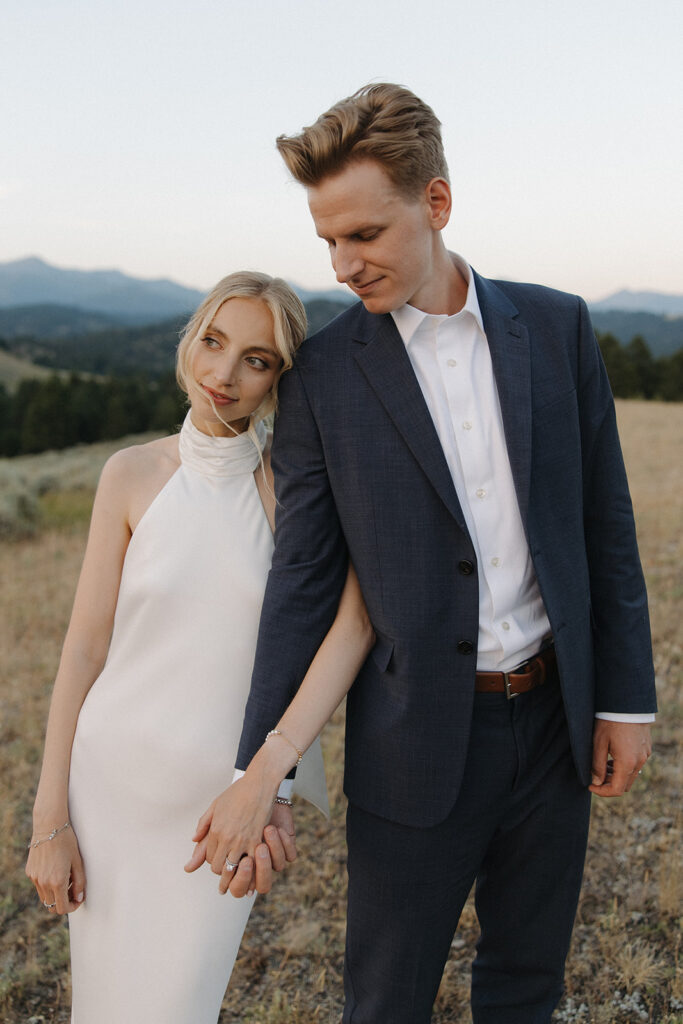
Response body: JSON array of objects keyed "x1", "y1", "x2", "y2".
[{"x1": 390, "y1": 253, "x2": 485, "y2": 346}]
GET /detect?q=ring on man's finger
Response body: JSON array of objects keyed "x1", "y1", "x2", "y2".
[{"x1": 225, "y1": 857, "x2": 239, "y2": 871}]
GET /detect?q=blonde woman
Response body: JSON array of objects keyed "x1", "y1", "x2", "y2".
[{"x1": 27, "y1": 272, "x2": 373, "y2": 1023}]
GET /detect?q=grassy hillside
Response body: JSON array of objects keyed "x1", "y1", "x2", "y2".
[
  {"x1": 0, "y1": 349, "x2": 55, "y2": 389},
  {"x1": 1, "y1": 401, "x2": 681, "y2": 1023}
]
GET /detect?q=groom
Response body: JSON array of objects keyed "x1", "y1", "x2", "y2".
[{"x1": 235, "y1": 84, "x2": 656, "y2": 1022}]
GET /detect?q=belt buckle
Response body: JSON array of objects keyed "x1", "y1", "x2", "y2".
[{"x1": 503, "y1": 672, "x2": 520, "y2": 700}]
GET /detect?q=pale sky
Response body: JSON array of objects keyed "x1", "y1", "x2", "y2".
[{"x1": 2, "y1": 0, "x2": 681, "y2": 302}]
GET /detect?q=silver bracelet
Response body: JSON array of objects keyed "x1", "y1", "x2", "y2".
[
  {"x1": 27, "y1": 822, "x2": 71, "y2": 850},
  {"x1": 274, "y1": 796, "x2": 293, "y2": 806}
]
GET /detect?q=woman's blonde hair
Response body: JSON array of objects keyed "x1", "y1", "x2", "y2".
[
  {"x1": 176, "y1": 271, "x2": 307, "y2": 426},
  {"x1": 276, "y1": 83, "x2": 449, "y2": 199}
]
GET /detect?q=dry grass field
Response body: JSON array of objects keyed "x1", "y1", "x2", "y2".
[{"x1": 1, "y1": 400, "x2": 681, "y2": 1023}]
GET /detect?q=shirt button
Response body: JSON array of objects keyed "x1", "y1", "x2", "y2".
[
  {"x1": 502, "y1": 621, "x2": 510, "y2": 631},
  {"x1": 463, "y1": 421, "x2": 472, "y2": 430},
  {"x1": 458, "y1": 560, "x2": 475, "y2": 575},
  {"x1": 491, "y1": 557, "x2": 500, "y2": 567},
  {"x1": 476, "y1": 488, "x2": 486, "y2": 499},
  {"x1": 457, "y1": 639, "x2": 474, "y2": 655},
  {"x1": 447, "y1": 358, "x2": 457, "y2": 367}
]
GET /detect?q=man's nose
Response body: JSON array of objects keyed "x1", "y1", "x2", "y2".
[{"x1": 332, "y1": 244, "x2": 364, "y2": 284}]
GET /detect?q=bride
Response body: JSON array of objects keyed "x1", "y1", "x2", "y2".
[{"x1": 26, "y1": 271, "x2": 374, "y2": 1023}]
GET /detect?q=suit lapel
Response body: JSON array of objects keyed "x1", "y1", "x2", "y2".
[
  {"x1": 473, "y1": 272, "x2": 532, "y2": 527},
  {"x1": 352, "y1": 311, "x2": 468, "y2": 531}
]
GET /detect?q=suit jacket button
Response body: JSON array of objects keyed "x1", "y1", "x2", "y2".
[
  {"x1": 457, "y1": 640, "x2": 474, "y2": 655},
  {"x1": 458, "y1": 560, "x2": 474, "y2": 575}
]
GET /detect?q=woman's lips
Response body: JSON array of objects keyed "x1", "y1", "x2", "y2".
[{"x1": 201, "y1": 384, "x2": 237, "y2": 406}]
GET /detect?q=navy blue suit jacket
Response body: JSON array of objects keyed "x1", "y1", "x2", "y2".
[{"x1": 237, "y1": 272, "x2": 656, "y2": 828}]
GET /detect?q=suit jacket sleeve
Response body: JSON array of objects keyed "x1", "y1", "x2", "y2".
[
  {"x1": 235, "y1": 358, "x2": 349, "y2": 769},
  {"x1": 576, "y1": 298, "x2": 656, "y2": 713}
]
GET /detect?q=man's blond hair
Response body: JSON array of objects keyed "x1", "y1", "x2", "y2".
[{"x1": 276, "y1": 83, "x2": 449, "y2": 198}]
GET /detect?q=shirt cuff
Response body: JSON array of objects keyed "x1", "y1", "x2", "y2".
[
  {"x1": 231, "y1": 768, "x2": 294, "y2": 800},
  {"x1": 594, "y1": 712, "x2": 656, "y2": 723}
]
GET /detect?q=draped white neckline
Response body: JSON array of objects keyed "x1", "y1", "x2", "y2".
[{"x1": 178, "y1": 411, "x2": 266, "y2": 477}]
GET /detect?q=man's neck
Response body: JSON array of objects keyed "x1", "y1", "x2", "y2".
[{"x1": 408, "y1": 247, "x2": 469, "y2": 316}]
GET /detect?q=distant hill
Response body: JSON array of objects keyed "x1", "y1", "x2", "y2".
[
  {"x1": 590, "y1": 289, "x2": 683, "y2": 316},
  {"x1": 0, "y1": 348, "x2": 56, "y2": 389},
  {"x1": 0, "y1": 257, "x2": 205, "y2": 325},
  {"x1": 0, "y1": 297, "x2": 352, "y2": 382},
  {"x1": 0, "y1": 304, "x2": 126, "y2": 339},
  {"x1": 590, "y1": 310, "x2": 683, "y2": 358}
]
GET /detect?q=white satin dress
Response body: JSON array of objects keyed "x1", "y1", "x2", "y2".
[{"x1": 68, "y1": 413, "x2": 326, "y2": 1023}]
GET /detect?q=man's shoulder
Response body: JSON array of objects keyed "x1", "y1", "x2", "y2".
[
  {"x1": 295, "y1": 300, "x2": 372, "y2": 366},
  {"x1": 482, "y1": 274, "x2": 585, "y2": 321}
]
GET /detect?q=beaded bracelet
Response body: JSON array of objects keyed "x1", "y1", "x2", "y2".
[
  {"x1": 27, "y1": 822, "x2": 71, "y2": 850},
  {"x1": 265, "y1": 729, "x2": 303, "y2": 766}
]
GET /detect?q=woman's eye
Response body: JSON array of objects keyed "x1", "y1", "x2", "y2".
[
  {"x1": 203, "y1": 336, "x2": 220, "y2": 349},
  {"x1": 246, "y1": 356, "x2": 268, "y2": 370}
]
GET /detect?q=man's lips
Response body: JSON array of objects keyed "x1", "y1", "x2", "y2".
[
  {"x1": 201, "y1": 384, "x2": 237, "y2": 405},
  {"x1": 351, "y1": 276, "x2": 384, "y2": 295}
]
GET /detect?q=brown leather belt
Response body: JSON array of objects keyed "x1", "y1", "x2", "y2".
[{"x1": 475, "y1": 646, "x2": 556, "y2": 699}]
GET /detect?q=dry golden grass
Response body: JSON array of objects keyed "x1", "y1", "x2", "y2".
[{"x1": 1, "y1": 400, "x2": 681, "y2": 1023}]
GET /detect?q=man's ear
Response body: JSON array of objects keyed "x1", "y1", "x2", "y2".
[{"x1": 424, "y1": 177, "x2": 452, "y2": 231}]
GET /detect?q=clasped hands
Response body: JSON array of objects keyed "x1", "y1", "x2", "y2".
[{"x1": 184, "y1": 774, "x2": 297, "y2": 897}]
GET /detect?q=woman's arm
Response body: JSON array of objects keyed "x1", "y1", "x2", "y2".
[
  {"x1": 26, "y1": 449, "x2": 151, "y2": 913},
  {"x1": 186, "y1": 564, "x2": 374, "y2": 890}
]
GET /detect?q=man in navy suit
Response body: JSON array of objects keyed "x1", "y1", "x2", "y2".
[{"x1": 235, "y1": 84, "x2": 656, "y2": 1022}]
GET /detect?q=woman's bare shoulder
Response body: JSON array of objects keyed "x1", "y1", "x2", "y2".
[
  {"x1": 101, "y1": 434, "x2": 178, "y2": 484},
  {"x1": 98, "y1": 434, "x2": 181, "y2": 531}
]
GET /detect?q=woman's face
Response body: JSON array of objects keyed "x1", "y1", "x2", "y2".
[{"x1": 190, "y1": 297, "x2": 282, "y2": 436}]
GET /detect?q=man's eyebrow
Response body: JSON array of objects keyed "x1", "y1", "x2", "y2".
[{"x1": 317, "y1": 223, "x2": 382, "y2": 240}]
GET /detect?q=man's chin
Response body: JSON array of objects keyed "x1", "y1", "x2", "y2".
[{"x1": 357, "y1": 294, "x2": 395, "y2": 315}]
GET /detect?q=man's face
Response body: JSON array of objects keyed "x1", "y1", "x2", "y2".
[{"x1": 307, "y1": 160, "x2": 442, "y2": 315}]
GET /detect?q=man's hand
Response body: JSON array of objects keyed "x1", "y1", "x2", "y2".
[
  {"x1": 220, "y1": 803, "x2": 298, "y2": 897},
  {"x1": 589, "y1": 721, "x2": 652, "y2": 797}
]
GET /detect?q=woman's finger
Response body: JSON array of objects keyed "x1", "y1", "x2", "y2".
[
  {"x1": 68, "y1": 856, "x2": 86, "y2": 910},
  {"x1": 54, "y1": 879, "x2": 72, "y2": 915},
  {"x1": 192, "y1": 804, "x2": 214, "y2": 843},
  {"x1": 184, "y1": 835, "x2": 209, "y2": 873},
  {"x1": 220, "y1": 855, "x2": 252, "y2": 896}
]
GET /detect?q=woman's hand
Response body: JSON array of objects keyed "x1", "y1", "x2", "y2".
[
  {"x1": 184, "y1": 776, "x2": 297, "y2": 895},
  {"x1": 26, "y1": 826, "x2": 86, "y2": 914}
]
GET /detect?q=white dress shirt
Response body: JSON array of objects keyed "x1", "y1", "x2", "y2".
[{"x1": 391, "y1": 254, "x2": 653, "y2": 723}]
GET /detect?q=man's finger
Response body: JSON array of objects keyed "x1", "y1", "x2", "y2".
[
  {"x1": 278, "y1": 826, "x2": 298, "y2": 863},
  {"x1": 253, "y1": 843, "x2": 274, "y2": 894},
  {"x1": 591, "y1": 731, "x2": 609, "y2": 787},
  {"x1": 263, "y1": 826, "x2": 287, "y2": 872}
]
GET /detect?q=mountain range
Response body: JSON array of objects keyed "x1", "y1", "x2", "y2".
[
  {"x1": 0, "y1": 257, "x2": 681, "y2": 359},
  {"x1": 0, "y1": 257, "x2": 351, "y2": 327}
]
